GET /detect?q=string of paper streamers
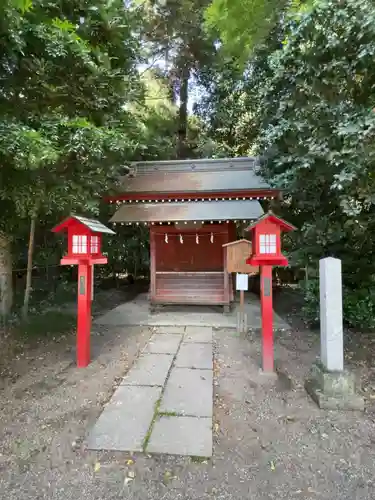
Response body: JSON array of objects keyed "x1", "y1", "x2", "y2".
[{"x1": 163, "y1": 233, "x2": 215, "y2": 244}]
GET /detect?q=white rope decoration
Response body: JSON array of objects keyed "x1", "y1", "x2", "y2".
[
  {"x1": 180, "y1": 234, "x2": 183, "y2": 244},
  {"x1": 165, "y1": 233, "x2": 168, "y2": 243}
]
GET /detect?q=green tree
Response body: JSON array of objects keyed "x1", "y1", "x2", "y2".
[
  {"x1": 256, "y1": 0, "x2": 375, "y2": 327},
  {"x1": 138, "y1": 0, "x2": 216, "y2": 158},
  {"x1": 0, "y1": 0, "x2": 142, "y2": 317}
]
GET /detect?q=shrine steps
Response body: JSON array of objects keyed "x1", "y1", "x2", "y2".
[{"x1": 153, "y1": 272, "x2": 233, "y2": 306}]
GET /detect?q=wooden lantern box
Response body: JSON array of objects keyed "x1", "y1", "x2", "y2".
[{"x1": 222, "y1": 239, "x2": 259, "y2": 275}]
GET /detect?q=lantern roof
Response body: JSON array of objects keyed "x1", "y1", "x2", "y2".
[
  {"x1": 52, "y1": 215, "x2": 115, "y2": 235},
  {"x1": 245, "y1": 211, "x2": 296, "y2": 233}
]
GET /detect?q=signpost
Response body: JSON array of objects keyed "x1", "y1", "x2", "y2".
[
  {"x1": 52, "y1": 215, "x2": 115, "y2": 368},
  {"x1": 222, "y1": 239, "x2": 258, "y2": 333},
  {"x1": 246, "y1": 212, "x2": 296, "y2": 373},
  {"x1": 236, "y1": 273, "x2": 248, "y2": 333}
]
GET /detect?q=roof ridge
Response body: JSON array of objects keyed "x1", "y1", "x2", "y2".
[{"x1": 131, "y1": 157, "x2": 260, "y2": 174}]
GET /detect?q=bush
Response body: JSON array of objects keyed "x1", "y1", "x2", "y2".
[
  {"x1": 302, "y1": 278, "x2": 375, "y2": 331},
  {"x1": 301, "y1": 279, "x2": 320, "y2": 327}
]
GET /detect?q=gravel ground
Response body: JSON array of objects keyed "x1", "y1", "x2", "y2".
[{"x1": 1, "y1": 317, "x2": 375, "y2": 499}]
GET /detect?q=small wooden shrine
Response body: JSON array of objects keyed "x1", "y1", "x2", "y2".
[{"x1": 107, "y1": 157, "x2": 280, "y2": 310}]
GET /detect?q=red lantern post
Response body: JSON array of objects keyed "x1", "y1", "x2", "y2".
[
  {"x1": 52, "y1": 216, "x2": 115, "y2": 367},
  {"x1": 246, "y1": 212, "x2": 296, "y2": 372}
]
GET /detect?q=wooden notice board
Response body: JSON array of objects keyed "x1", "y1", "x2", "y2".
[{"x1": 222, "y1": 239, "x2": 259, "y2": 275}]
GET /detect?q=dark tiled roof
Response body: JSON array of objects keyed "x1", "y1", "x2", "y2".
[
  {"x1": 110, "y1": 200, "x2": 263, "y2": 223},
  {"x1": 118, "y1": 157, "x2": 270, "y2": 194}
]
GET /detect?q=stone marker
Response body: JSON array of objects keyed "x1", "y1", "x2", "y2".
[
  {"x1": 320, "y1": 257, "x2": 344, "y2": 371},
  {"x1": 305, "y1": 257, "x2": 364, "y2": 410}
]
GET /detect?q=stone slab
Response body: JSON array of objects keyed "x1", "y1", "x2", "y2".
[
  {"x1": 184, "y1": 326, "x2": 213, "y2": 344},
  {"x1": 143, "y1": 333, "x2": 182, "y2": 354},
  {"x1": 160, "y1": 368, "x2": 213, "y2": 417},
  {"x1": 94, "y1": 293, "x2": 290, "y2": 330},
  {"x1": 305, "y1": 381, "x2": 365, "y2": 411},
  {"x1": 147, "y1": 416, "x2": 212, "y2": 457},
  {"x1": 175, "y1": 343, "x2": 213, "y2": 370},
  {"x1": 87, "y1": 385, "x2": 161, "y2": 451},
  {"x1": 121, "y1": 353, "x2": 174, "y2": 387},
  {"x1": 153, "y1": 326, "x2": 186, "y2": 334},
  {"x1": 305, "y1": 363, "x2": 364, "y2": 411}
]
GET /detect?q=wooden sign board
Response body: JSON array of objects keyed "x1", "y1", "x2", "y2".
[{"x1": 223, "y1": 239, "x2": 259, "y2": 275}]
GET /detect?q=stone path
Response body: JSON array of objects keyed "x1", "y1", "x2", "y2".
[
  {"x1": 95, "y1": 292, "x2": 290, "y2": 330},
  {"x1": 87, "y1": 326, "x2": 213, "y2": 457}
]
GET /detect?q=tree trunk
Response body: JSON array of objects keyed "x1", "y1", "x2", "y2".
[
  {"x1": 22, "y1": 214, "x2": 37, "y2": 320},
  {"x1": 177, "y1": 64, "x2": 190, "y2": 159},
  {"x1": 0, "y1": 232, "x2": 13, "y2": 318}
]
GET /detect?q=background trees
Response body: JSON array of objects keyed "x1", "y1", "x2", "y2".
[
  {"x1": 203, "y1": 0, "x2": 375, "y2": 328},
  {"x1": 3, "y1": 0, "x2": 375, "y2": 330}
]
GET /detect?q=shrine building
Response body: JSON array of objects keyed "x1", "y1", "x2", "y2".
[{"x1": 107, "y1": 157, "x2": 280, "y2": 310}]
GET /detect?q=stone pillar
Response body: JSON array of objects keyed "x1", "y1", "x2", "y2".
[
  {"x1": 320, "y1": 257, "x2": 343, "y2": 371},
  {"x1": 305, "y1": 257, "x2": 364, "y2": 410}
]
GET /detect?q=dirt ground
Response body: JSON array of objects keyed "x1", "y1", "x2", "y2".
[{"x1": 1, "y1": 289, "x2": 375, "y2": 500}]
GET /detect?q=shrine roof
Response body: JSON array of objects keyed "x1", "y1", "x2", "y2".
[
  {"x1": 116, "y1": 157, "x2": 273, "y2": 196},
  {"x1": 110, "y1": 199, "x2": 263, "y2": 224}
]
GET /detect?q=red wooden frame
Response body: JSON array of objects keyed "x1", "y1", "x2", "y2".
[{"x1": 149, "y1": 223, "x2": 234, "y2": 306}]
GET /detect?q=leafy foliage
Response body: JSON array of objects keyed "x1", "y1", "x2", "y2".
[
  {"x1": 0, "y1": 0, "x2": 141, "y2": 228},
  {"x1": 200, "y1": 0, "x2": 375, "y2": 329},
  {"x1": 138, "y1": 0, "x2": 216, "y2": 157},
  {"x1": 204, "y1": 0, "x2": 313, "y2": 64}
]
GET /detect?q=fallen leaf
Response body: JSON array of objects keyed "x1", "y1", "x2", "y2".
[
  {"x1": 269, "y1": 460, "x2": 276, "y2": 471},
  {"x1": 163, "y1": 470, "x2": 176, "y2": 484},
  {"x1": 94, "y1": 462, "x2": 101, "y2": 472}
]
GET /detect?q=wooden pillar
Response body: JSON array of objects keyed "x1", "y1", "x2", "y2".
[
  {"x1": 223, "y1": 223, "x2": 230, "y2": 306},
  {"x1": 229, "y1": 221, "x2": 236, "y2": 299},
  {"x1": 260, "y1": 265, "x2": 273, "y2": 372},
  {"x1": 77, "y1": 261, "x2": 92, "y2": 368},
  {"x1": 150, "y1": 227, "x2": 156, "y2": 302}
]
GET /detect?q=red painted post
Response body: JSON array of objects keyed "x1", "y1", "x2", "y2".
[
  {"x1": 77, "y1": 262, "x2": 92, "y2": 368},
  {"x1": 260, "y1": 265, "x2": 273, "y2": 372}
]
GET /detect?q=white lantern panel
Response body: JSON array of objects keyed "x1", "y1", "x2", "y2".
[
  {"x1": 259, "y1": 233, "x2": 277, "y2": 254},
  {"x1": 91, "y1": 235, "x2": 99, "y2": 253},
  {"x1": 72, "y1": 234, "x2": 87, "y2": 254}
]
